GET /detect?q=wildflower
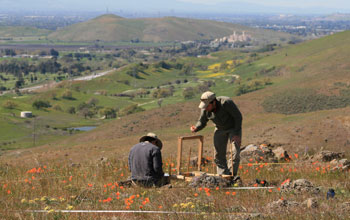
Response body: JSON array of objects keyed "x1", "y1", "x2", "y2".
[
  {"x1": 173, "y1": 203, "x2": 178, "y2": 208},
  {"x1": 225, "y1": 191, "x2": 230, "y2": 195},
  {"x1": 88, "y1": 183, "x2": 93, "y2": 187},
  {"x1": 253, "y1": 183, "x2": 258, "y2": 187},
  {"x1": 139, "y1": 206, "x2": 143, "y2": 209},
  {"x1": 7, "y1": 190, "x2": 11, "y2": 194},
  {"x1": 232, "y1": 192, "x2": 236, "y2": 196},
  {"x1": 47, "y1": 209, "x2": 55, "y2": 214},
  {"x1": 206, "y1": 192, "x2": 211, "y2": 196},
  {"x1": 191, "y1": 205, "x2": 195, "y2": 209},
  {"x1": 268, "y1": 189, "x2": 272, "y2": 193},
  {"x1": 194, "y1": 193, "x2": 199, "y2": 197},
  {"x1": 29, "y1": 200, "x2": 35, "y2": 204},
  {"x1": 158, "y1": 205, "x2": 163, "y2": 209},
  {"x1": 66, "y1": 205, "x2": 74, "y2": 210},
  {"x1": 248, "y1": 163, "x2": 252, "y2": 167},
  {"x1": 41, "y1": 196, "x2": 48, "y2": 201},
  {"x1": 239, "y1": 165, "x2": 243, "y2": 169},
  {"x1": 21, "y1": 199, "x2": 27, "y2": 203},
  {"x1": 294, "y1": 154, "x2": 298, "y2": 159},
  {"x1": 44, "y1": 206, "x2": 51, "y2": 210},
  {"x1": 215, "y1": 187, "x2": 219, "y2": 190}
]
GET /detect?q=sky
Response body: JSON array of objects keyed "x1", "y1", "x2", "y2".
[{"x1": 1, "y1": 0, "x2": 350, "y2": 14}]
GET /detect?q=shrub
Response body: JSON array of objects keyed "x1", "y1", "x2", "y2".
[
  {"x1": 183, "y1": 87, "x2": 196, "y2": 99},
  {"x1": 2, "y1": 100, "x2": 17, "y2": 109},
  {"x1": 262, "y1": 89, "x2": 350, "y2": 114},
  {"x1": 121, "y1": 104, "x2": 144, "y2": 115},
  {"x1": 52, "y1": 104, "x2": 62, "y2": 111},
  {"x1": 67, "y1": 107, "x2": 76, "y2": 114},
  {"x1": 62, "y1": 90, "x2": 74, "y2": 100}
]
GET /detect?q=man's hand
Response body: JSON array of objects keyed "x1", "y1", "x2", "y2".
[
  {"x1": 231, "y1": 136, "x2": 241, "y2": 147},
  {"x1": 190, "y1": 125, "x2": 197, "y2": 133}
]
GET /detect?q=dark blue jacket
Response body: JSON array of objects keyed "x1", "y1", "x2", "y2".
[{"x1": 128, "y1": 142, "x2": 164, "y2": 182}]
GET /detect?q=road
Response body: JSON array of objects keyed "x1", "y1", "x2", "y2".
[{"x1": 0, "y1": 68, "x2": 116, "y2": 95}]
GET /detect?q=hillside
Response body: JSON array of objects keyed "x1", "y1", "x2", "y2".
[
  {"x1": 2, "y1": 31, "x2": 350, "y2": 220},
  {"x1": 48, "y1": 14, "x2": 294, "y2": 43},
  {"x1": 3, "y1": 31, "x2": 350, "y2": 164},
  {"x1": 0, "y1": 26, "x2": 51, "y2": 38}
]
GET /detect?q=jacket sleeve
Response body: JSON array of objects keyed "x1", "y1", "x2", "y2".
[
  {"x1": 223, "y1": 99, "x2": 242, "y2": 136},
  {"x1": 152, "y1": 148, "x2": 164, "y2": 178},
  {"x1": 194, "y1": 109, "x2": 209, "y2": 132}
]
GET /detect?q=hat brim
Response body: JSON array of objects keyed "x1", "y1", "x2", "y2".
[
  {"x1": 198, "y1": 101, "x2": 209, "y2": 109},
  {"x1": 139, "y1": 136, "x2": 163, "y2": 149}
]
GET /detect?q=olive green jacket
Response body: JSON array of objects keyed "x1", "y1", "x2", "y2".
[{"x1": 194, "y1": 96, "x2": 242, "y2": 136}]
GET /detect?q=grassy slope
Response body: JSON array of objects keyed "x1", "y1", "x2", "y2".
[
  {"x1": 0, "y1": 26, "x2": 51, "y2": 38},
  {"x1": 3, "y1": 31, "x2": 350, "y2": 164},
  {"x1": 48, "y1": 14, "x2": 294, "y2": 43}
]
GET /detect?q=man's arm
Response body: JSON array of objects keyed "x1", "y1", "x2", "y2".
[
  {"x1": 152, "y1": 148, "x2": 164, "y2": 178},
  {"x1": 192, "y1": 109, "x2": 209, "y2": 132}
]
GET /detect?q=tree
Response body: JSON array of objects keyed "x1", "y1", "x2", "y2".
[
  {"x1": 50, "y1": 49, "x2": 59, "y2": 57},
  {"x1": 99, "y1": 107, "x2": 116, "y2": 119},
  {"x1": 32, "y1": 100, "x2": 51, "y2": 109}
]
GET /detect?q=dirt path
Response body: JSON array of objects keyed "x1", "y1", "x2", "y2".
[{"x1": 0, "y1": 68, "x2": 118, "y2": 96}]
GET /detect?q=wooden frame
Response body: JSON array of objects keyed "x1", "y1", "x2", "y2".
[{"x1": 176, "y1": 135, "x2": 203, "y2": 175}]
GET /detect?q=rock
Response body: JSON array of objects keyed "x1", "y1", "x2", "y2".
[
  {"x1": 281, "y1": 179, "x2": 320, "y2": 194},
  {"x1": 303, "y1": 198, "x2": 318, "y2": 208},
  {"x1": 272, "y1": 147, "x2": 290, "y2": 161},
  {"x1": 330, "y1": 159, "x2": 339, "y2": 166},
  {"x1": 189, "y1": 174, "x2": 232, "y2": 188},
  {"x1": 240, "y1": 144, "x2": 277, "y2": 163},
  {"x1": 312, "y1": 151, "x2": 345, "y2": 162},
  {"x1": 330, "y1": 158, "x2": 350, "y2": 171},
  {"x1": 267, "y1": 199, "x2": 299, "y2": 210},
  {"x1": 339, "y1": 159, "x2": 350, "y2": 167}
]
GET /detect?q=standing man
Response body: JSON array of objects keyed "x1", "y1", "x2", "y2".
[
  {"x1": 128, "y1": 133, "x2": 167, "y2": 187},
  {"x1": 191, "y1": 91, "x2": 242, "y2": 176}
]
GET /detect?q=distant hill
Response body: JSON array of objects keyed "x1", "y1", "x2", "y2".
[{"x1": 48, "y1": 14, "x2": 294, "y2": 43}]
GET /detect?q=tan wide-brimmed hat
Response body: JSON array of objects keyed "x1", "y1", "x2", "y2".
[{"x1": 139, "y1": 132, "x2": 163, "y2": 149}]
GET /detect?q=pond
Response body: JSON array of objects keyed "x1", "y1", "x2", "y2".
[{"x1": 72, "y1": 126, "x2": 97, "y2": 131}]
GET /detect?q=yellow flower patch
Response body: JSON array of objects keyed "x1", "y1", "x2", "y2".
[
  {"x1": 208, "y1": 63, "x2": 221, "y2": 70},
  {"x1": 203, "y1": 73, "x2": 226, "y2": 78}
]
